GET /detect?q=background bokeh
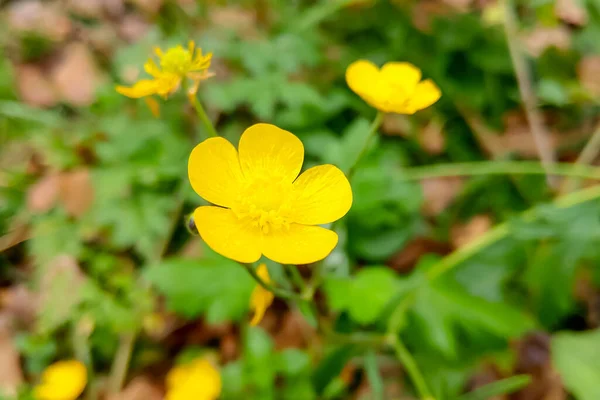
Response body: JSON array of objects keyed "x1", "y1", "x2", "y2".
[{"x1": 1, "y1": 0, "x2": 600, "y2": 399}]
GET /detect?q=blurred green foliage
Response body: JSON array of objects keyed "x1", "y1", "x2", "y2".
[{"x1": 2, "y1": 0, "x2": 600, "y2": 399}]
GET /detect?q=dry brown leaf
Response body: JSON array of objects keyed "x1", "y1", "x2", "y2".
[
  {"x1": 387, "y1": 237, "x2": 450, "y2": 273},
  {"x1": 578, "y1": 56, "x2": 600, "y2": 98},
  {"x1": 412, "y1": 1, "x2": 456, "y2": 32},
  {"x1": 16, "y1": 64, "x2": 58, "y2": 107},
  {"x1": 0, "y1": 315, "x2": 24, "y2": 397},
  {"x1": 103, "y1": 0, "x2": 126, "y2": 18},
  {"x1": 27, "y1": 173, "x2": 61, "y2": 213},
  {"x1": 59, "y1": 169, "x2": 95, "y2": 217},
  {"x1": 129, "y1": 0, "x2": 163, "y2": 14},
  {"x1": 512, "y1": 332, "x2": 567, "y2": 400},
  {"x1": 0, "y1": 285, "x2": 39, "y2": 326},
  {"x1": 106, "y1": 376, "x2": 163, "y2": 400},
  {"x1": 382, "y1": 114, "x2": 411, "y2": 137},
  {"x1": 50, "y1": 43, "x2": 100, "y2": 106},
  {"x1": 451, "y1": 214, "x2": 493, "y2": 249},
  {"x1": 461, "y1": 108, "x2": 589, "y2": 159},
  {"x1": 209, "y1": 6, "x2": 258, "y2": 38},
  {"x1": 420, "y1": 177, "x2": 464, "y2": 216},
  {"x1": 442, "y1": 0, "x2": 473, "y2": 11},
  {"x1": 419, "y1": 120, "x2": 446, "y2": 154},
  {"x1": 7, "y1": 1, "x2": 71, "y2": 41},
  {"x1": 273, "y1": 310, "x2": 316, "y2": 350},
  {"x1": 522, "y1": 27, "x2": 571, "y2": 57},
  {"x1": 555, "y1": 0, "x2": 588, "y2": 26},
  {"x1": 68, "y1": 0, "x2": 105, "y2": 18},
  {"x1": 118, "y1": 14, "x2": 151, "y2": 42},
  {"x1": 220, "y1": 332, "x2": 239, "y2": 362}
]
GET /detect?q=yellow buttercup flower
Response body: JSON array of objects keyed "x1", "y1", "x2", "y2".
[
  {"x1": 188, "y1": 123, "x2": 353, "y2": 265},
  {"x1": 116, "y1": 41, "x2": 213, "y2": 99},
  {"x1": 249, "y1": 264, "x2": 275, "y2": 326},
  {"x1": 346, "y1": 60, "x2": 441, "y2": 114},
  {"x1": 166, "y1": 358, "x2": 221, "y2": 400},
  {"x1": 34, "y1": 360, "x2": 87, "y2": 400}
]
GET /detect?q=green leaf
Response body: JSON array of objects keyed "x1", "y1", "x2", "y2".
[
  {"x1": 145, "y1": 255, "x2": 254, "y2": 322},
  {"x1": 325, "y1": 267, "x2": 402, "y2": 324},
  {"x1": 275, "y1": 349, "x2": 311, "y2": 377},
  {"x1": 537, "y1": 79, "x2": 570, "y2": 106},
  {"x1": 457, "y1": 375, "x2": 532, "y2": 400},
  {"x1": 244, "y1": 327, "x2": 276, "y2": 398},
  {"x1": 364, "y1": 350, "x2": 384, "y2": 400},
  {"x1": 552, "y1": 329, "x2": 600, "y2": 400},
  {"x1": 313, "y1": 344, "x2": 356, "y2": 394},
  {"x1": 411, "y1": 278, "x2": 535, "y2": 359}
]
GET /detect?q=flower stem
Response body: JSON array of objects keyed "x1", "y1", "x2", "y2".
[
  {"x1": 108, "y1": 333, "x2": 135, "y2": 394},
  {"x1": 504, "y1": 0, "x2": 556, "y2": 186},
  {"x1": 294, "y1": 0, "x2": 356, "y2": 32},
  {"x1": 189, "y1": 94, "x2": 218, "y2": 138},
  {"x1": 241, "y1": 263, "x2": 300, "y2": 300},
  {"x1": 388, "y1": 335, "x2": 433, "y2": 400},
  {"x1": 400, "y1": 161, "x2": 600, "y2": 181},
  {"x1": 285, "y1": 264, "x2": 307, "y2": 292},
  {"x1": 560, "y1": 123, "x2": 600, "y2": 193},
  {"x1": 347, "y1": 111, "x2": 384, "y2": 179}
]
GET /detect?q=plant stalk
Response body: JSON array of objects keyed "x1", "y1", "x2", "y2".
[{"x1": 189, "y1": 94, "x2": 218, "y2": 138}]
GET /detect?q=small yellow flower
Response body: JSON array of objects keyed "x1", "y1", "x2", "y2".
[
  {"x1": 116, "y1": 41, "x2": 213, "y2": 99},
  {"x1": 249, "y1": 264, "x2": 275, "y2": 326},
  {"x1": 346, "y1": 60, "x2": 441, "y2": 114},
  {"x1": 188, "y1": 123, "x2": 352, "y2": 265},
  {"x1": 166, "y1": 358, "x2": 221, "y2": 400},
  {"x1": 34, "y1": 360, "x2": 87, "y2": 400}
]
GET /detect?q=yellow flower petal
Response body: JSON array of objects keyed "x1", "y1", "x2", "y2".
[
  {"x1": 249, "y1": 264, "x2": 274, "y2": 326},
  {"x1": 144, "y1": 97, "x2": 161, "y2": 118},
  {"x1": 188, "y1": 359, "x2": 221, "y2": 398},
  {"x1": 193, "y1": 206, "x2": 261, "y2": 263},
  {"x1": 34, "y1": 360, "x2": 87, "y2": 400},
  {"x1": 238, "y1": 123, "x2": 304, "y2": 183},
  {"x1": 115, "y1": 79, "x2": 161, "y2": 98},
  {"x1": 166, "y1": 358, "x2": 221, "y2": 400},
  {"x1": 188, "y1": 137, "x2": 245, "y2": 208},
  {"x1": 346, "y1": 59, "x2": 379, "y2": 97},
  {"x1": 262, "y1": 224, "x2": 338, "y2": 265},
  {"x1": 144, "y1": 59, "x2": 163, "y2": 78},
  {"x1": 380, "y1": 62, "x2": 422, "y2": 95},
  {"x1": 291, "y1": 165, "x2": 353, "y2": 225},
  {"x1": 403, "y1": 79, "x2": 442, "y2": 114}
]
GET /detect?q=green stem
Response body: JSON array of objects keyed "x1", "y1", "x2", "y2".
[
  {"x1": 400, "y1": 161, "x2": 600, "y2": 181},
  {"x1": 72, "y1": 320, "x2": 97, "y2": 400},
  {"x1": 389, "y1": 336, "x2": 433, "y2": 400},
  {"x1": 293, "y1": 0, "x2": 355, "y2": 32},
  {"x1": 285, "y1": 264, "x2": 307, "y2": 292},
  {"x1": 347, "y1": 111, "x2": 384, "y2": 178},
  {"x1": 240, "y1": 263, "x2": 300, "y2": 300},
  {"x1": 108, "y1": 332, "x2": 135, "y2": 394},
  {"x1": 387, "y1": 184, "x2": 600, "y2": 335},
  {"x1": 189, "y1": 94, "x2": 218, "y2": 138},
  {"x1": 561, "y1": 124, "x2": 600, "y2": 193}
]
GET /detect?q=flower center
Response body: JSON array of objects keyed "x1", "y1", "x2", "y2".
[
  {"x1": 160, "y1": 47, "x2": 193, "y2": 75},
  {"x1": 232, "y1": 178, "x2": 293, "y2": 234}
]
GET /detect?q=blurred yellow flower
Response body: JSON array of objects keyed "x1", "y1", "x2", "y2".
[
  {"x1": 166, "y1": 358, "x2": 221, "y2": 400},
  {"x1": 346, "y1": 60, "x2": 441, "y2": 114},
  {"x1": 188, "y1": 123, "x2": 352, "y2": 264},
  {"x1": 34, "y1": 360, "x2": 87, "y2": 400},
  {"x1": 249, "y1": 264, "x2": 275, "y2": 325},
  {"x1": 116, "y1": 41, "x2": 213, "y2": 99}
]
